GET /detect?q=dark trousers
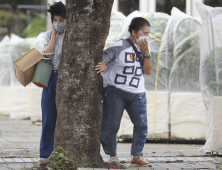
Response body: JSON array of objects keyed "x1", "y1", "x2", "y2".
[
  {"x1": 40, "y1": 71, "x2": 58, "y2": 158},
  {"x1": 100, "y1": 85, "x2": 148, "y2": 156}
]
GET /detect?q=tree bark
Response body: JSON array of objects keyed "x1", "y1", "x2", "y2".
[{"x1": 54, "y1": 0, "x2": 113, "y2": 167}]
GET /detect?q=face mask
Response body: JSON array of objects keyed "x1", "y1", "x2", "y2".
[
  {"x1": 53, "y1": 22, "x2": 66, "y2": 32},
  {"x1": 135, "y1": 34, "x2": 149, "y2": 45}
]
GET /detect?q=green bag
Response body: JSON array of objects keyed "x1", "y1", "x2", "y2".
[{"x1": 32, "y1": 48, "x2": 54, "y2": 88}]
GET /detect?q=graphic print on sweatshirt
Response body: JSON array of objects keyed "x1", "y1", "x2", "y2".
[{"x1": 102, "y1": 39, "x2": 146, "y2": 94}]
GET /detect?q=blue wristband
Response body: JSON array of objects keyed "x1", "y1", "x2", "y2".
[{"x1": 144, "y1": 55, "x2": 151, "y2": 58}]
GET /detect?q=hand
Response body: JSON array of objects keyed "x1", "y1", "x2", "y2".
[
  {"x1": 51, "y1": 24, "x2": 57, "y2": 35},
  {"x1": 95, "y1": 60, "x2": 107, "y2": 75},
  {"x1": 138, "y1": 39, "x2": 150, "y2": 56}
]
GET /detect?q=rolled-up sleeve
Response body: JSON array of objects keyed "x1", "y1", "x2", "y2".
[
  {"x1": 102, "y1": 48, "x2": 116, "y2": 64},
  {"x1": 102, "y1": 40, "x2": 124, "y2": 64}
]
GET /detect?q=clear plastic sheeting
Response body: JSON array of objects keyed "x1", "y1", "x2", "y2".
[
  {"x1": 10, "y1": 84, "x2": 42, "y2": 120},
  {"x1": 0, "y1": 36, "x2": 11, "y2": 86},
  {"x1": 104, "y1": 10, "x2": 126, "y2": 50},
  {"x1": 0, "y1": 36, "x2": 11, "y2": 115},
  {"x1": 169, "y1": 8, "x2": 201, "y2": 93},
  {"x1": 196, "y1": 3, "x2": 222, "y2": 153},
  {"x1": 0, "y1": 34, "x2": 42, "y2": 119},
  {"x1": 196, "y1": 3, "x2": 222, "y2": 109},
  {"x1": 167, "y1": 8, "x2": 207, "y2": 127}
]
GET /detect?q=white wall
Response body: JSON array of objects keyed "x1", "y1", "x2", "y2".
[
  {"x1": 186, "y1": 0, "x2": 204, "y2": 17},
  {"x1": 139, "y1": 0, "x2": 156, "y2": 13}
]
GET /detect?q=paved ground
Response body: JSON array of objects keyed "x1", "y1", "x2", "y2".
[{"x1": 0, "y1": 116, "x2": 222, "y2": 170}]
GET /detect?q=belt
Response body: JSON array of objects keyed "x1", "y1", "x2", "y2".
[{"x1": 53, "y1": 70, "x2": 58, "y2": 73}]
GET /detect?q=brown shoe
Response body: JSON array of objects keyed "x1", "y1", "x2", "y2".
[{"x1": 131, "y1": 156, "x2": 152, "y2": 167}]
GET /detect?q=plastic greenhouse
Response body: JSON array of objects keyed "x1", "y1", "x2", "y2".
[
  {"x1": 0, "y1": 5, "x2": 221, "y2": 147},
  {"x1": 196, "y1": 2, "x2": 222, "y2": 153},
  {"x1": 0, "y1": 33, "x2": 44, "y2": 120}
]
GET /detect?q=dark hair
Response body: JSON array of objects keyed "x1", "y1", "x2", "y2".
[
  {"x1": 128, "y1": 17, "x2": 150, "y2": 34},
  {"x1": 47, "y1": 1, "x2": 66, "y2": 23}
]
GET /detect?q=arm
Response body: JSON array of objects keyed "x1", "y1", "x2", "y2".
[
  {"x1": 143, "y1": 57, "x2": 152, "y2": 75},
  {"x1": 95, "y1": 41, "x2": 123, "y2": 75},
  {"x1": 44, "y1": 25, "x2": 57, "y2": 58},
  {"x1": 138, "y1": 39, "x2": 152, "y2": 75}
]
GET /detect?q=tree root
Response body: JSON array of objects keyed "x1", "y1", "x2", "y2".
[
  {"x1": 29, "y1": 155, "x2": 126, "y2": 170},
  {"x1": 36, "y1": 156, "x2": 77, "y2": 170},
  {"x1": 31, "y1": 159, "x2": 126, "y2": 170}
]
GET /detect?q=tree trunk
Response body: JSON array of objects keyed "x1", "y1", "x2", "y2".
[{"x1": 54, "y1": 0, "x2": 113, "y2": 167}]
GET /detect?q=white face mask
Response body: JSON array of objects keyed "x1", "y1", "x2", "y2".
[
  {"x1": 53, "y1": 22, "x2": 66, "y2": 33},
  {"x1": 135, "y1": 34, "x2": 149, "y2": 45}
]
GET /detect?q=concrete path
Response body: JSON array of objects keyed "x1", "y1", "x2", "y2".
[{"x1": 0, "y1": 116, "x2": 222, "y2": 170}]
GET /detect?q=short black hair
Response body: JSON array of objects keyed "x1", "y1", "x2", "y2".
[
  {"x1": 128, "y1": 17, "x2": 150, "y2": 34},
  {"x1": 47, "y1": 1, "x2": 66, "y2": 23}
]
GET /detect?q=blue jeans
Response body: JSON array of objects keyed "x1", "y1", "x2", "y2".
[
  {"x1": 134, "y1": 92, "x2": 148, "y2": 156},
  {"x1": 40, "y1": 71, "x2": 58, "y2": 158},
  {"x1": 100, "y1": 85, "x2": 148, "y2": 156}
]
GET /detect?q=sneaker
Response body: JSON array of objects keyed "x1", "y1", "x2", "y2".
[
  {"x1": 108, "y1": 156, "x2": 119, "y2": 163},
  {"x1": 131, "y1": 156, "x2": 152, "y2": 167}
]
